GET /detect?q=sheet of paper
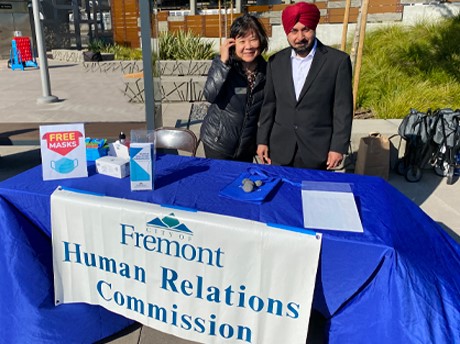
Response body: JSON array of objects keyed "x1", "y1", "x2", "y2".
[{"x1": 301, "y1": 181, "x2": 364, "y2": 233}]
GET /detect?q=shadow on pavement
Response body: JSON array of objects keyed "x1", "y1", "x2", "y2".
[
  {"x1": 48, "y1": 64, "x2": 79, "y2": 69},
  {"x1": 438, "y1": 222, "x2": 460, "y2": 244},
  {"x1": 0, "y1": 148, "x2": 41, "y2": 181},
  {"x1": 94, "y1": 308, "x2": 326, "y2": 344},
  {"x1": 388, "y1": 169, "x2": 459, "y2": 242},
  {"x1": 388, "y1": 169, "x2": 444, "y2": 205},
  {"x1": 0, "y1": 128, "x2": 39, "y2": 145},
  {"x1": 95, "y1": 323, "x2": 142, "y2": 344}
]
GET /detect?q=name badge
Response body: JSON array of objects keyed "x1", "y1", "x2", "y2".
[{"x1": 235, "y1": 87, "x2": 247, "y2": 95}]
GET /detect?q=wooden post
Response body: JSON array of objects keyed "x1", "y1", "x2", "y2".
[
  {"x1": 353, "y1": 0, "x2": 370, "y2": 112},
  {"x1": 224, "y1": 0, "x2": 228, "y2": 38},
  {"x1": 219, "y1": 0, "x2": 222, "y2": 45},
  {"x1": 341, "y1": 0, "x2": 352, "y2": 52},
  {"x1": 230, "y1": 0, "x2": 234, "y2": 24}
]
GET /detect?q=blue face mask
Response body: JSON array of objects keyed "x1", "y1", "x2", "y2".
[{"x1": 50, "y1": 157, "x2": 78, "y2": 174}]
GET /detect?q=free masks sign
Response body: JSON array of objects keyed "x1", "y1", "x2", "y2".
[
  {"x1": 40, "y1": 123, "x2": 88, "y2": 180},
  {"x1": 51, "y1": 189, "x2": 322, "y2": 344}
]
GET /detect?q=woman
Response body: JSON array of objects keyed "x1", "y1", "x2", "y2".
[{"x1": 200, "y1": 14, "x2": 268, "y2": 162}]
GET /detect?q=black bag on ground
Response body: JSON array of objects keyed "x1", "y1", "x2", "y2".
[{"x1": 83, "y1": 51, "x2": 103, "y2": 62}]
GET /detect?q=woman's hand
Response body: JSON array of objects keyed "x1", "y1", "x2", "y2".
[{"x1": 220, "y1": 38, "x2": 236, "y2": 64}]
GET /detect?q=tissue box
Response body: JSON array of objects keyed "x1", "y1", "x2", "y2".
[
  {"x1": 96, "y1": 156, "x2": 130, "y2": 178},
  {"x1": 108, "y1": 141, "x2": 129, "y2": 159}
]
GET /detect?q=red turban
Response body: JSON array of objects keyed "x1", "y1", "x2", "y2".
[{"x1": 282, "y1": 2, "x2": 320, "y2": 35}]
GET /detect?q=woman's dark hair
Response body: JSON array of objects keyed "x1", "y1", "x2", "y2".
[{"x1": 229, "y1": 14, "x2": 269, "y2": 53}]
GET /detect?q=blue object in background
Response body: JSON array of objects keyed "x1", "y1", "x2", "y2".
[
  {"x1": 219, "y1": 169, "x2": 281, "y2": 203},
  {"x1": 85, "y1": 137, "x2": 109, "y2": 161},
  {"x1": 9, "y1": 38, "x2": 38, "y2": 71}
]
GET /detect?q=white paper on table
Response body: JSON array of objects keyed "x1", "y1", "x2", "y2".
[{"x1": 301, "y1": 181, "x2": 364, "y2": 233}]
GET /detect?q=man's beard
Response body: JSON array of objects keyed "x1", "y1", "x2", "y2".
[
  {"x1": 291, "y1": 40, "x2": 312, "y2": 56},
  {"x1": 293, "y1": 46, "x2": 309, "y2": 55}
]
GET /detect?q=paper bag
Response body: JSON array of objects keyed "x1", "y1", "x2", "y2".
[{"x1": 354, "y1": 132, "x2": 390, "y2": 180}]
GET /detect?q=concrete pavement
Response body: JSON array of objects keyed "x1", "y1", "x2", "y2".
[{"x1": 0, "y1": 59, "x2": 459, "y2": 343}]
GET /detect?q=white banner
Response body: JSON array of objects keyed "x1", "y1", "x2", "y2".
[{"x1": 51, "y1": 188, "x2": 322, "y2": 344}]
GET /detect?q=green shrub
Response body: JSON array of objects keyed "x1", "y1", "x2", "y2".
[
  {"x1": 159, "y1": 31, "x2": 216, "y2": 60},
  {"x1": 88, "y1": 31, "x2": 216, "y2": 62},
  {"x1": 87, "y1": 40, "x2": 143, "y2": 60},
  {"x1": 101, "y1": 44, "x2": 143, "y2": 60},
  {"x1": 357, "y1": 16, "x2": 460, "y2": 118},
  {"x1": 87, "y1": 39, "x2": 106, "y2": 53}
]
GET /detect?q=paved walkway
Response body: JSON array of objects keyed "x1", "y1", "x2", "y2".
[{"x1": 0, "y1": 58, "x2": 459, "y2": 343}]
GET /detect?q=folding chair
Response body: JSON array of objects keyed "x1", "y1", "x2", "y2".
[{"x1": 154, "y1": 127, "x2": 198, "y2": 157}]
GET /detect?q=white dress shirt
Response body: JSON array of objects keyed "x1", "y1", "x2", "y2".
[{"x1": 291, "y1": 39, "x2": 317, "y2": 101}]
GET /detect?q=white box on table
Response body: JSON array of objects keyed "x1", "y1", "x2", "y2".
[
  {"x1": 96, "y1": 156, "x2": 130, "y2": 178},
  {"x1": 108, "y1": 141, "x2": 129, "y2": 159}
]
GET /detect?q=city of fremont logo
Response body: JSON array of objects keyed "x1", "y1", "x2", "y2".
[{"x1": 146, "y1": 213, "x2": 193, "y2": 238}]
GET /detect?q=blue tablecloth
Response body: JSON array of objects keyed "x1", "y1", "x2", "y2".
[{"x1": 0, "y1": 154, "x2": 459, "y2": 343}]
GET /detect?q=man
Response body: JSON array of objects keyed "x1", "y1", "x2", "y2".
[{"x1": 257, "y1": 2, "x2": 353, "y2": 170}]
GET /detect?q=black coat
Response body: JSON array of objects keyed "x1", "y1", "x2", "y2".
[
  {"x1": 257, "y1": 40, "x2": 353, "y2": 169},
  {"x1": 200, "y1": 55, "x2": 267, "y2": 159}
]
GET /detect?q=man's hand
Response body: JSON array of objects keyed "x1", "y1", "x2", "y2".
[
  {"x1": 326, "y1": 151, "x2": 343, "y2": 170},
  {"x1": 257, "y1": 145, "x2": 272, "y2": 164}
]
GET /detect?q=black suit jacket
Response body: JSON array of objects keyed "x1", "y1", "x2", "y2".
[{"x1": 257, "y1": 40, "x2": 353, "y2": 169}]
